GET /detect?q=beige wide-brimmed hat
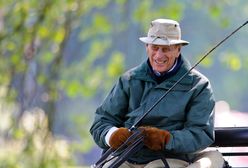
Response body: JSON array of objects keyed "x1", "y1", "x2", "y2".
[{"x1": 139, "y1": 19, "x2": 189, "y2": 46}]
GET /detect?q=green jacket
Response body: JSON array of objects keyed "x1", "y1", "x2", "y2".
[{"x1": 90, "y1": 56, "x2": 215, "y2": 163}]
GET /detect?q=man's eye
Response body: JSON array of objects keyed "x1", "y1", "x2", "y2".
[
  {"x1": 152, "y1": 46, "x2": 158, "y2": 50},
  {"x1": 163, "y1": 48, "x2": 170, "y2": 52}
]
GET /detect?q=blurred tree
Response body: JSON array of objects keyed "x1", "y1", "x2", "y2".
[
  {"x1": 0, "y1": 0, "x2": 119, "y2": 167},
  {"x1": 0, "y1": 102, "x2": 74, "y2": 167},
  {"x1": 0, "y1": 0, "x2": 117, "y2": 129}
]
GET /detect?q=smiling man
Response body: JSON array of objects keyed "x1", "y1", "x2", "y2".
[
  {"x1": 90, "y1": 19, "x2": 225, "y2": 168},
  {"x1": 147, "y1": 44, "x2": 180, "y2": 73},
  {"x1": 140, "y1": 19, "x2": 188, "y2": 76}
]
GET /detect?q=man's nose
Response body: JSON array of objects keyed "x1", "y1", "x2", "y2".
[{"x1": 155, "y1": 48, "x2": 164, "y2": 57}]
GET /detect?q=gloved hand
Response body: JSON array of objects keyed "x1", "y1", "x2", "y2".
[
  {"x1": 109, "y1": 127, "x2": 132, "y2": 149},
  {"x1": 140, "y1": 126, "x2": 170, "y2": 151}
]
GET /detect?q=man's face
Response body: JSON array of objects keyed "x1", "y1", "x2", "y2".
[{"x1": 146, "y1": 44, "x2": 181, "y2": 73}]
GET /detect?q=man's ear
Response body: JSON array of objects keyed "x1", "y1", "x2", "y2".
[
  {"x1": 178, "y1": 45, "x2": 181, "y2": 52},
  {"x1": 145, "y1": 44, "x2": 149, "y2": 52},
  {"x1": 176, "y1": 45, "x2": 181, "y2": 58}
]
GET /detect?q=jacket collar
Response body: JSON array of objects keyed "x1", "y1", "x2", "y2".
[{"x1": 129, "y1": 55, "x2": 193, "y2": 90}]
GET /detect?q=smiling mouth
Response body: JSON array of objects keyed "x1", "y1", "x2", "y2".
[{"x1": 155, "y1": 60, "x2": 167, "y2": 65}]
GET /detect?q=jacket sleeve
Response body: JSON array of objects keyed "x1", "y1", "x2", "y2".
[
  {"x1": 166, "y1": 78, "x2": 215, "y2": 154},
  {"x1": 89, "y1": 77, "x2": 129, "y2": 149}
]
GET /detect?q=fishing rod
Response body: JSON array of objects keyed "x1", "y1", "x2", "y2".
[{"x1": 92, "y1": 20, "x2": 248, "y2": 168}]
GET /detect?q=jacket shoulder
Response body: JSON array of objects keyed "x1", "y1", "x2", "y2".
[
  {"x1": 191, "y1": 69, "x2": 210, "y2": 83},
  {"x1": 122, "y1": 62, "x2": 147, "y2": 81}
]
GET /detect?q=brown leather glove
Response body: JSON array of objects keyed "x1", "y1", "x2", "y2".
[
  {"x1": 109, "y1": 127, "x2": 132, "y2": 149},
  {"x1": 140, "y1": 126, "x2": 170, "y2": 151}
]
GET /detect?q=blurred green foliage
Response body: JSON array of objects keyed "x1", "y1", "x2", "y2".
[
  {"x1": 0, "y1": 101, "x2": 74, "y2": 168},
  {"x1": 0, "y1": 0, "x2": 248, "y2": 167}
]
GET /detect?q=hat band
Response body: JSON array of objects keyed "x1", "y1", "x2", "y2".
[{"x1": 150, "y1": 35, "x2": 170, "y2": 44}]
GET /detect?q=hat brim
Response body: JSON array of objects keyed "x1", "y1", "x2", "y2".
[{"x1": 139, "y1": 37, "x2": 189, "y2": 46}]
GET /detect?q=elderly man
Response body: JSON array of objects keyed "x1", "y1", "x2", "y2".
[{"x1": 90, "y1": 19, "x2": 224, "y2": 168}]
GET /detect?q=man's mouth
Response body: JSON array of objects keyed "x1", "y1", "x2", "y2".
[{"x1": 155, "y1": 60, "x2": 167, "y2": 65}]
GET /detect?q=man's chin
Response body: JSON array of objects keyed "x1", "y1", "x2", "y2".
[{"x1": 154, "y1": 68, "x2": 167, "y2": 73}]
